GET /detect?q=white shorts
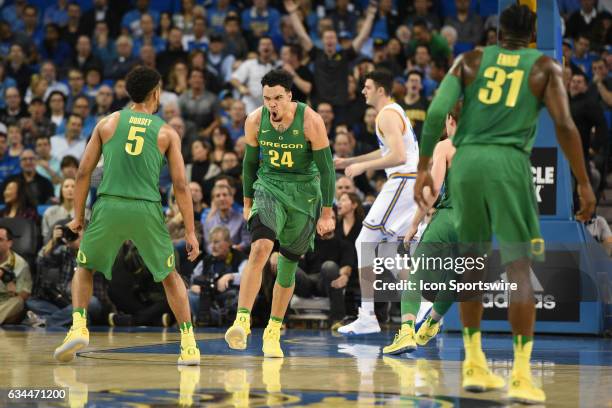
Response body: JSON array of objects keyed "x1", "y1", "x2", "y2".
[{"x1": 362, "y1": 175, "x2": 417, "y2": 240}]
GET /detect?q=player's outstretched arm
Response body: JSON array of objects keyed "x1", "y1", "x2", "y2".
[
  {"x1": 334, "y1": 149, "x2": 382, "y2": 169},
  {"x1": 242, "y1": 108, "x2": 262, "y2": 220},
  {"x1": 344, "y1": 109, "x2": 406, "y2": 178},
  {"x1": 68, "y1": 117, "x2": 104, "y2": 233},
  {"x1": 164, "y1": 124, "x2": 200, "y2": 261},
  {"x1": 541, "y1": 58, "x2": 595, "y2": 222},
  {"x1": 305, "y1": 108, "x2": 335, "y2": 237}
]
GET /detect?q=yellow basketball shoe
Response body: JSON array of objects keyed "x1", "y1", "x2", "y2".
[
  {"x1": 225, "y1": 312, "x2": 251, "y2": 350},
  {"x1": 415, "y1": 317, "x2": 441, "y2": 346},
  {"x1": 462, "y1": 358, "x2": 505, "y2": 392},
  {"x1": 178, "y1": 324, "x2": 200, "y2": 366},
  {"x1": 508, "y1": 337, "x2": 546, "y2": 404},
  {"x1": 54, "y1": 313, "x2": 89, "y2": 363},
  {"x1": 383, "y1": 323, "x2": 416, "y2": 355},
  {"x1": 262, "y1": 321, "x2": 284, "y2": 358}
]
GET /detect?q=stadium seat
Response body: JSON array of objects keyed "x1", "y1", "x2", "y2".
[{"x1": 288, "y1": 296, "x2": 330, "y2": 328}]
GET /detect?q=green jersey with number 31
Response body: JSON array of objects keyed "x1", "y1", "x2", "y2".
[
  {"x1": 97, "y1": 109, "x2": 165, "y2": 202},
  {"x1": 454, "y1": 45, "x2": 544, "y2": 154},
  {"x1": 257, "y1": 102, "x2": 318, "y2": 182}
]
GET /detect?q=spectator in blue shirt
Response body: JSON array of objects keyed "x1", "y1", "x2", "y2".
[
  {"x1": 133, "y1": 13, "x2": 167, "y2": 55},
  {"x1": 241, "y1": 0, "x2": 281, "y2": 48},
  {"x1": 22, "y1": 5, "x2": 45, "y2": 49},
  {"x1": 183, "y1": 16, "x2": 209, "y2": 52},
  {"x1": 122, "y1": 0, "x2": 160, "y2": 37},
  {"x1": 571, "y1": 34, "x2": 597, "y2": 80},
  {"x1": 1, "y1": 0, "x2": 27, "y2": 32},
  {"x1": 0, "y1": 128, "x2": 21, "y2": 186},
  {"x1": 207, "y1": 0, "x2": 235, "y2": 33},
  {"x1": 43, "y1": 0, "x2": 70, "y2": 28}
]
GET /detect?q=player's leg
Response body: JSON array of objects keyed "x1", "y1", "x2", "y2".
[
  {"x1": 338, "y1": 178, "x2": 408, "y2": 335},
  {"x1": 415, "y1": 209, "x2": 460, "y2": 346},
  {"x1": 262, "y1": 208, "x2": 315, "y2": 358},
  {"x1": 487, "y1": 148, "x2": 545, "y2": 403},
  {"x1": 450, "y1": 146, "x2": 504, "y2": 392},
  {"x1": 225, "y1": 214, "x2": 275, "y2": 350},
  {"x1": 132, "y1": 199, "x2": 200, "y2": 365},
  {"x1": 54, "y1": 197, "x2": 123, "y2": 362}
]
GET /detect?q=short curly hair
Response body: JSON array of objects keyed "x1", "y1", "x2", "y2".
[{"x1": 125, "y1": 66, "x2": 161, "y2": 103}]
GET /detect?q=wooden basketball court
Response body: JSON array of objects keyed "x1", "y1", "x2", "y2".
[{"x1": 1, "y1": 327, "x2": 610, "y2": 407}]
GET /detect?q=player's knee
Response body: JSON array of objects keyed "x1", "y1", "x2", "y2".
[
  {"x1": 250, "y1": 239, "x2": 274, "y2": 261},
  {"x1": 276, "y1": 253, "x2": 299, "y2": 288}
]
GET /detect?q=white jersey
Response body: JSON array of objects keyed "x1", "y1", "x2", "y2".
[{"x1": 375, "y1": 102, "x2": 419, "y2": 177}]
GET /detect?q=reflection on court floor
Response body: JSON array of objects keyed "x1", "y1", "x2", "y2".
[{"x1": 1, "y1": 327, "x2": 610, "y2": 407}]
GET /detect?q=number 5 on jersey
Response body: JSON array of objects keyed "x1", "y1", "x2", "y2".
[{"x1": 126, "y1": 126, "x2": 145, "y2": 156}]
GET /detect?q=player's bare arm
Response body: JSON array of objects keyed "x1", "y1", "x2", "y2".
[
  {"x1": 334, "y1": 149, "x2": 382, "y2": 169},
  {"x1": 404, "y1": 139, "x2": 451, "y2": 246},
  {"x1": 67, "y1": 115, "x2": 109, "y2": 233},
  {"x1": 538, "y1": 57, "x2": 595, "y2": 222},
  {"x1": 304, "y1": 107, "x2": 335, "y2": 237},
  {"x1": 162, "y1": 124, "x2": 200, "y2": 261},
  {"x1": 242, "y1": 107, "x2": 263, "y2": 220},
  {"x1": 345, "y1": 109, "x2": 406, "y2": 178}
]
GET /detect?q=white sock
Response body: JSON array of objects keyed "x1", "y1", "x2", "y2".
[{"x1": 361, "y1": 301, "x2": 375, "y2": 315}]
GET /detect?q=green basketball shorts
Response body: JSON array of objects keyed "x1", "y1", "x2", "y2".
[
  {"x1": 449, "y1": 144, "x2": 544, "y2": 265},
  {"x1": 77, "y1": 195, "x2": 175, "y2": 282},
  {"x1": 249, "y1": 175, "x2": 321, "y2": 257}
]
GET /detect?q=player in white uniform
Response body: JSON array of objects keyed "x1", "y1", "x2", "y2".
[{"x1": 335, "y1": 70, "x2": 422, "y2": 335}]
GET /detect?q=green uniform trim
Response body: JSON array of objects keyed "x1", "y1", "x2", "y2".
[
  {"x1": 312, "y1": 147, "x2": 335, "y2": 207},
  {"x1": 243, "y1": 144, "x2": 260, "y2": 199},
  {"x1": 420, "y1": 75, "x2": 462, "y2": 157}
]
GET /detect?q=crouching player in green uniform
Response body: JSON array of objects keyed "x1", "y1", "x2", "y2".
[
  {"x1": 414, "y1": 5, "x2": 595, "y2": 403},
  {"x1": 224, "y1": 69, "x2": 335, "y2": 357},
  {"x1": 384, "y1": 110, "x2": 459, "y2": 355},
  {"x1": 53, "y1": 67, "x2": 201, "y2": 365}
]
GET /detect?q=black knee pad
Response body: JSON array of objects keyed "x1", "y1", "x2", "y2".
[
  {"x1": 279, "y1": 247, "x2": 301, "y2": 262},
  {"x1": 249, "y1": 214, "x2": 276, "y2": 243}
]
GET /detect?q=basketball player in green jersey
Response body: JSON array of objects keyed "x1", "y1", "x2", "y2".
[
  {"x1": 384, "y1": 110, "x2": 459, "y2": 355},
  {"x1": 224, "y1": 69, "x2": 335, "y2": 358},
  {"x1": 53, "y1": 67, "x2": 201, "y2": 365},
  {"x1": 415, "y1": 5, "x2": 595, "y2": 404}
]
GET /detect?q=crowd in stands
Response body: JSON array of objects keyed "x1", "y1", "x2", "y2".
[{"x1": 0, "y1": 0, "x2": 610, "y2": 328}]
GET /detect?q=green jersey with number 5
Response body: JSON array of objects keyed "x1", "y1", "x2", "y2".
[
  {"x1": 454, "y1": 45, "x2": 544, "y2": 154},
  {"x1": 257, "y1": 102, "x2": 318, "y2": 182},
  {"x1": 97, "y1": 109, "x2": 165, "y2": 202}
]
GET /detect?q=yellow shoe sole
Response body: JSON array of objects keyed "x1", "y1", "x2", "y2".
[
  {"x1": 53, "y1": 337, "x2": 88, "y2": 363},
  {"x1": 225, "y1": 325, "x2": 248, "y2": 350},
  {"x1": 263, "y1": 347, "x2": 284, "y2": 358}
]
